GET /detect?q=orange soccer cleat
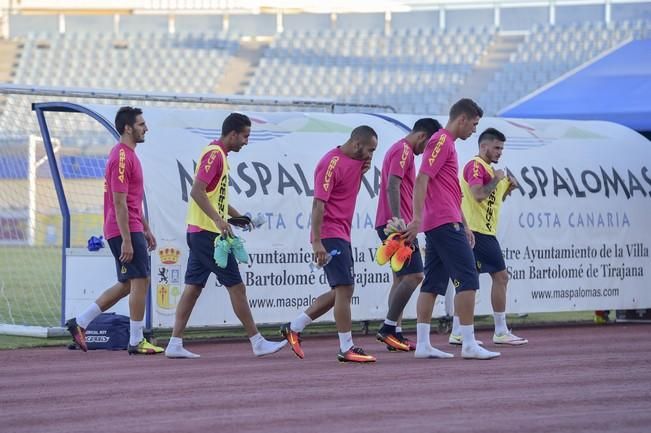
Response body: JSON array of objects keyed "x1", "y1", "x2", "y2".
[
  {"x1": 390, "y1": 240, "x2": 414, "y2": 273},
  {"x1": 376, "y1": 233, "x2": 403, "y2": 265},
  {"x1": 337, "y1": 346, "x2": 376, "y2": 363}
]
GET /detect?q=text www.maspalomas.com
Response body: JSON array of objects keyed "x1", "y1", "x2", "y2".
[
  {"x1": 249, "y1": 295, "x2": 360, "y2": 310},
  {"x1": 531, "y1": 287, "x2": 619, "y2": 301}
]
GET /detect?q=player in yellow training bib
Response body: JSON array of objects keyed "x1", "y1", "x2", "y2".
[{"x1": 455, "y1": 127, "x2": 528, "y2": 346}]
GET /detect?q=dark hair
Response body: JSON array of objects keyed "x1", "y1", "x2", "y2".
[
  {"x1": 449, "y1": 98, "x2": 483, "y2": 121},
  {"x1": 412, "y1": 118, "x2": 442, "y2": 137},
  {"x1": 115, "y1": 106, "x2": 143, "y2": 135},
  {"x1": 350, "y1": 125, "x2": 378, "y2": 142},
  {"x1": 222, "y1": 113, "x2": 251, "y2": 137},
  {"x1": 478, "y1": 127, "x2": 506, "y2": 144}
]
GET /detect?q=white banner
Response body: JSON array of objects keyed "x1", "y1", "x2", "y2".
[{"x1": 74, "y1": 105, "x2": 651, "y2": 328}]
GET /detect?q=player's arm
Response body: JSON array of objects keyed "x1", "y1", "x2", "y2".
[
  {"x1": 310, "y1": 198, "x2": 327, "y2": 266},
  {"x1": 141, "y1": 209, "x2": 156, "y2": 251},
  {"x1": 470, "y1": 169, "x2": 505, "y2": 201},
  {"x1": 404, "y1": 172, "x2": 428, "y2": 244},
  {"x1": 227, "y1": 205, "x2": 242, "y2": 218},
  {"x1": 190, "y1": 179, "x2": 233, "y2": 237},
  {"x1": 113, "y1": 192, "x2": 133, "y2": 263},
  {"x1": 461, "y1": 212, "x2": 475, "y2": 248},
  {"x1": 387, "y1": 174, "x2": 402, "y2": 219}
]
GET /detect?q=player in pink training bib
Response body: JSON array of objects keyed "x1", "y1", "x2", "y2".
[
  {"x1": 404, "y1": 98, "x2": 501, "y2": 360},
  {"x1": 65, "y1": 106, "x2": 163, "y2": 355},
  {"x1": 281, "y1": 126, "x2": 378, "y2": 363}
]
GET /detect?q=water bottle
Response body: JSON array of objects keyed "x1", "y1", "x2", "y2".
[{"x1": 309, "y1": 249, "x2": 341, "y2": 273}]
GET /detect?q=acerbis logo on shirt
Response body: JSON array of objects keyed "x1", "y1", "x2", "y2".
[
  {"x1": 428, "y1": 135, "x2": 446, "y2": 166},
  {"x1": 399, "y1": 143, "x2": 410, "y2": 169},
  {"x1": 118, "y1": 149, "x2": 126, "y2": 183},
  {"x1": 204, "y1": 150, "x2": 219, "y2": 173},
  {"x1": 323, "y1": 156, "x2": 339, "y2": 192}
]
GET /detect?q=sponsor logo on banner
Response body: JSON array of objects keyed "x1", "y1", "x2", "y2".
[{"x1": 157, "y1": 247, "x2": 182, "y2": 314}]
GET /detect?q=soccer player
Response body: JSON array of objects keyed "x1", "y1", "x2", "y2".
[
  {"x1": 65, "y1": 106, "x2": 163, "y2": 355},
  {"x1": 449, "y1": 128, "x2": 527, "y2": 346},
  {"x1": 164, "y1": 113, "x2": 287, "y2": 359},
  {"x1": 280, "y1": 126, "x2": 378, "y2": 363},
  {"x1": 404, "y1": 99, "x2": 501, "y2": 360},
  {"x1": 374, "y1": 118, "x2": 441, "y2": 352}
]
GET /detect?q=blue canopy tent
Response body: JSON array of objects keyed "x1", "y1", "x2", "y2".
[{"x1": 500, "y1": 39, "x2": 651, "y2": 137}]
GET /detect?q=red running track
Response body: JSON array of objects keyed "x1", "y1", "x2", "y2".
[{"x1": 1, "y1": 324, "x2": 650, "y2": 433}]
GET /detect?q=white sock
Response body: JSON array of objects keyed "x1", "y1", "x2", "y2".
[
  {"x1": 168, "y1": 336, "x2": 182, "y2": 347},
  {"x1": 494, "y1": 312, "x2": 508, "y2": 335},
  {"x1": 249, "y1": 332, "x2": 264, "y2": 347},
  {"x1": 416, "y1": 322, "x2": 430, "y2": 346},
  {"x1": 452, "y1": 316, "x2": 461, "y2": 335},
  {"x1": 459, "y1": 324, "x2": 476, "y2": 346},
  {"x1": 291, "y1": 312, "x2": 312, "y2": 332},
  {"x1": 396, "y1": 326, "x2": 402, "y2": 333},
  {"x1": 338, "y1": 331, "x2": 353, "y2": 352},
  {"x1": 129, "y1": 319, "x2": 144, "y2": 346},
  {"x1": 77, "y1": 303, "x2": 102, "y2": 329},
  {"x1": 384, "y1": 319, "x2": 397, "y2": 327}
]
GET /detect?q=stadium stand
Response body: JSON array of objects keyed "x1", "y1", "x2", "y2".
[
  {"x1": 479, "y1": 19, "x2": 651, "y2": 114},
  {"x1": 244, "y1": 26, "x2": 495, "y2": 115}
]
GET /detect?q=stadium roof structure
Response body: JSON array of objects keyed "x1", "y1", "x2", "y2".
[{"x1": 499, "y1": 39, "x2": 651, "y2": 133}]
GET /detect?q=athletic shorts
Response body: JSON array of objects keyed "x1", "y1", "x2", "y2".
[
  {"x1": 185, "y1": 231, "x2": 243, "y2": 288},
  {"x1": 107, "y1": 232, "x2": 150, "y2": 283},
  {"x1": 321, "y1": 238, "x2": 355, "y2": 288},
  {"x1": 376, "y1": 225, "x2": 424, "y2": 276},
  {"x1": 473, "y1": 232, "x2": 506, "y2": 274},
  {"x1": 420, "y1": 223, "x2": 479, "y2": 295}
]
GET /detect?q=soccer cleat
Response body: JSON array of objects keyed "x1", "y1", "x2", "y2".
[
  {"x1": 403, "y1": 337, "x2": 417, "y2": 351},
  {"x1": 448, "y1": 334, "x2": 484, "y2": 346},
  {"x1": 65, "y1": 318, "x2": 88, "y2": 352},
  {"x1": 461, "y1": 344, "x2": 500, "y2": 360},
  {"x1": 493, "y1": 331, "x2": 528, "y2": 346},
  {"x1": 128, "y1": 338, "x2": 164, "y2": 355},
  {"x1": 213, "y1": 235, "x2": 231, "y2": 268},
  {"x1": 228, "y1": 235, "x2": 249, "y2": 264},
  {"x1": 386, "y1": 335, "x2": 416, "y2": 352},
  {"x1": 165, "y1": 345, "x2": 201, "y2": 359},
  {"x1": 337, "y1": 346, "x2": 376, "y2": 363},
  {"x1": 390, "y1": 241, "x2": 414, "y2": 273},
  {"x1": 280, "y1": 322, "x2": 304, "y2": 359},
  {"x1": 252, "y1": 339, "x2": 287, "y2": 357},
  {"x1": 377, "y1": 329, "x2": 410, "y2": 352},
  {"x1": 376, "y1": 233, "x2": 402, "y2": 265},
  {"x1": 414, "y1": 345, "x2": 454, "y2": 359}
]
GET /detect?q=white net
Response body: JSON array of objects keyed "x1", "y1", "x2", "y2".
[{"x1": 0, "y1": 95, "x2": 114, "y2": 329}]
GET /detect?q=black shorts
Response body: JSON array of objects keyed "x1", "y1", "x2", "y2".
[
  {"x1": 376, "y1": 225, "x2": 424, "y2": 276},
  {"x1": 421, "y1": 223, "x2": 479, "y2": 296},
  {"x1": 322, "y1": 238, "x2": 355, "y2": 288},
  {"x1": 473, "y1": 232, "x2": 506, "y2": 274},
  {"x1": 185, "y1": 231, "x2": 243, "y2": 288},
  {"x1": 107, "y1": 232, "x2": 150, "y2": 283}
]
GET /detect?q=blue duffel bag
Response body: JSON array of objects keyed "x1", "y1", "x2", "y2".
[{"x1": 84, "y1": 312, "x2": 130, "y2": 350}]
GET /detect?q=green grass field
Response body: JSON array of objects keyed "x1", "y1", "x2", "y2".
[{"x1": 0, "y1": 245, "x2": 62, "y2": 328}]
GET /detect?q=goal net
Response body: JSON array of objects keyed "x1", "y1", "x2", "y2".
[{"x1": 0, "y1": 94, "x2": 112, "y2": 335}]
